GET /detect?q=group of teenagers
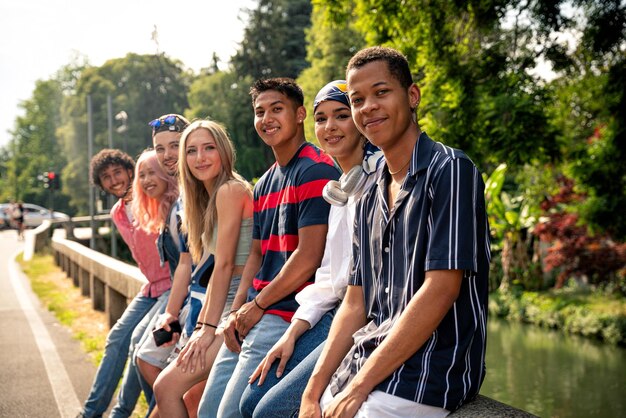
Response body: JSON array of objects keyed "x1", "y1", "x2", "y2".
[{"x1": 78, "y1": 46, "x2": 490, "y2": 418}]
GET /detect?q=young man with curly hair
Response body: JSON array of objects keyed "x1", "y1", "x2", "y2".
[{"x1": 78, "y1": 149, "x2": 171, "y2": 418}]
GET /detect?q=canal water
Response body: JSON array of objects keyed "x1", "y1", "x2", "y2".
[{"x1": 480, "y1": 318, "x2": 626, "y2": 417}]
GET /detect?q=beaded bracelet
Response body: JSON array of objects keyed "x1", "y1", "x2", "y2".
[{"x1": 253, "y1": 296, "x2": 268, "y2": 311}]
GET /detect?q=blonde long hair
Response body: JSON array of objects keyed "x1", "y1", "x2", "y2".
[
  {"x1": 132, "y1": 149, "x2": 179, "y2": 234},
  {"x1": 178, "y1": 119, "x2": 252, "y2": 263}
]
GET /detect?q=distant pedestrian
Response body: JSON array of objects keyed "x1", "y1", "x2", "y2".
[{"x1": 12, "y1": 200, "x2": 25, "y2": 240}]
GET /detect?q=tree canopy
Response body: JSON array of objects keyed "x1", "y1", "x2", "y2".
[
  {"x1": 56, "y1": 53, "x2": 191, "y2": 211},
  {"x1": 2, "y1": 0, "x2": 624, "y2": 250}
]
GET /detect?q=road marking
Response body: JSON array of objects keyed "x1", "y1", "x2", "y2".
[{"x1": 8, "y1": 252, "x2": 81, "y2": 418}]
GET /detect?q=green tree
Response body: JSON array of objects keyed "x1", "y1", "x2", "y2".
[
  {"x1": 0, "y1": 79, "x2": 72, "y2": 212},
  {"x1": 315, "y1": 0, "x2": 559, "y2": 173},
  {"x1": 58, "y1": 53, "x2": 191, "y2": 212},
  {"x1": 187, "y1": 70, "x2": 271, "y2": 179},
  {"x1": 232, "y1": 0, "x2": 312, "y2": 79},
  {"x1": 485, "y1": 163, "x2": 546, "y2": 290},
  {"x1": 186, "y1": 0, "x2": 314, "y2": 180},
  {"x1": 297, "y1": 1, "x2": 366, "y2": 144},
  {"x1": 535, "y1": 0, "x2": 626, "y2": 239}
]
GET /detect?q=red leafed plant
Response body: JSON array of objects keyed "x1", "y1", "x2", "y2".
[{"x1": 534, "y1": 176, "x2": 626, "y2": 289}]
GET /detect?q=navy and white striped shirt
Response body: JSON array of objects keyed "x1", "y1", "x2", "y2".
[
  {"x1": 247, "y1": 142, "x2": 339, "y2": 322},
  {"x1": 329, "y1": 132, "x2": 490, "y2": 412}
]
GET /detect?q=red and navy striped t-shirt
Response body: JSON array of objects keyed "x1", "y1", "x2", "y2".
[{"x1": 246, "y1": 142, "x2": 340, "y2": 322}]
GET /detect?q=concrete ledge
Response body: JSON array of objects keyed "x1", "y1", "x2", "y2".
[{"x1": 451, "y1": 395, "x2": 537, "y2": 417}]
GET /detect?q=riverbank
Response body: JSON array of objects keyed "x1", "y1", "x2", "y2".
[{"x1": 489, "y1": 285, "x2": 626, "y2": 345}]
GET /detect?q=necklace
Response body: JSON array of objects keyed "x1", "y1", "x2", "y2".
[{"x1": 388, "y1": 158, "x2": 411, "y2": 176}]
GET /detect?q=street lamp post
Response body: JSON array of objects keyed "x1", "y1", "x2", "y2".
[
  {"x1": 107, "y1": 96, "x2": 118, "y2": 258},
  {"x1": 114, "y1": 110, "x2": 128, "y2": 152},
  {"x1": 87, "y1": 95, "x2": 96, "y2": 250}
]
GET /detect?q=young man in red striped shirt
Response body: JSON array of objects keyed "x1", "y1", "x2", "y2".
[{"x1": 198, "y1": 78, "x2": 340, "y2": 417}]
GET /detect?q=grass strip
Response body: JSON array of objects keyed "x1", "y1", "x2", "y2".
[{"x1": 17, "y1": 252, "x2": 148, "y2": 416}]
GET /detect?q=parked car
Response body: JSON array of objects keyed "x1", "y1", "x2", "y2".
[
  {"x1": 0, "y1": 203, "x2": 16, "y2": 230},
  {"x1": 0, "y1": 203, "x2": 70, "y2": 229}
]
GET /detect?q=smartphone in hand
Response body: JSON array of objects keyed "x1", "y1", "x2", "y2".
[{"x1": 152, "y1": 320, "x2": 182, "y2": 347}]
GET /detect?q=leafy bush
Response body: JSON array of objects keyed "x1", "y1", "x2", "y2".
[
  {"x1": 533, "y1": 176, "x2": 626, "y2": 290},
  {"x1": 485, "y1": 164, "x2": 544, "y2": 291}
]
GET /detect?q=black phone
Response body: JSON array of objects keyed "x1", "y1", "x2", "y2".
[
  {"x1": 169, "y1": 320, "x2": 182, "y2": 334},
  {"x1": 234, "y1": 329, "x2": 243, "y2": 348},
  {"x1": 152, "y1": 320, "x2": 182, "y2": 347}
]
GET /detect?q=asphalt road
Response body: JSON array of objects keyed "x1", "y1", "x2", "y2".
[{"x1": 0, "y1": 229, "x2": 97, "y2": 417}]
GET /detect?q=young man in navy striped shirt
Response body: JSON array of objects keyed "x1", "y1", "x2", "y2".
[{"x1": 301, "y1": 47, "x2": 490, "y2": 417}]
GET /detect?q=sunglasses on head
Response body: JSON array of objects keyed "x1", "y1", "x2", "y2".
[{"x1": 149, "y1": 115, "x2": 180, "y2": 131}]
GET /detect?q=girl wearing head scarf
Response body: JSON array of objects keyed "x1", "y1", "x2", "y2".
[{"x1": 240, "y1": 81, "x2": 383, "y2": 418}]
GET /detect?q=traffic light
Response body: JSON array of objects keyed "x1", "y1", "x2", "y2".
[
  {"x1": 42, "y1": 171, "x2": 50, "y2": 188},
  {"x1": 48, "y1": 171, "x2": 60, "y2": 190},
  {"x1": 41, "y1": 171, "x2": 60, "y2": 190}
]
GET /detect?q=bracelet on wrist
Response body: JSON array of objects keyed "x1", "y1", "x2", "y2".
[
  {"x1": 253, "y1": 296, "x2": 268, "y2": 311},
  {"x1": 197, "y1": 321, "x2": 218, "y2": 329}
]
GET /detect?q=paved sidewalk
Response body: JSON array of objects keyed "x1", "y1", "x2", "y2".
[{"x1": 0, "y1": 230, "x2": 97, "y2": 418}]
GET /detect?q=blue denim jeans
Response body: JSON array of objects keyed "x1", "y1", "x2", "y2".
[
  {"x1": 80, "y1": 293, "x2": 159, "y2": 418},
  {"x1": 198, "y1": 314, "x2": 290, "y2": 418},
  {"x1": 240, "y1": 310, "x2": 334, "y2": 418},
  {"x1": 109, "y1": 291, "x2": 170, "y2": 418}
]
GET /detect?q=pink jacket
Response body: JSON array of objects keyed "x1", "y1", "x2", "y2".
[{"x1": 111, "y1": 199, "x2": 171, "y2": 298}]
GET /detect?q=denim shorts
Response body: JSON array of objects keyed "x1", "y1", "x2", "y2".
[
  {"x1": 136, "y1": 274, "x2": 241, "y2": 368},
  {"x1": 135, "y1": 302, "x2": 192, "y2": 369}
]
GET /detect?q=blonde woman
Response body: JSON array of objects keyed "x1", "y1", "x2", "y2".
[{"x1": 152, "y1": 119, "x2": 254, "y2": 418}]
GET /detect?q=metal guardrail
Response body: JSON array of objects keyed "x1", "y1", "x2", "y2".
[
  {"x1": 23, "y1": 216, "x2": 141, "y2": 327},
  {"x1": 70, "y1": 214, "x2": 111, "y2": 223}
]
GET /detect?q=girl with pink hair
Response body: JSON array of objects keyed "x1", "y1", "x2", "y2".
[
  {"x1": 132, "y1": 149, "x2": 179, "y2": 236},
  {"x1": 130, "y1": 149, "x2": 180, "y2": 407}
]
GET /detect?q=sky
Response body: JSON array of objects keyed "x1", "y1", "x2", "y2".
[{"x1": 0, "y1": 0, "x2": 255, "y2": 148}]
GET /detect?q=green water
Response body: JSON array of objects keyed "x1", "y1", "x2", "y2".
[{"x1": 481, "y1": 318, "x2": 626, "y2": 417}]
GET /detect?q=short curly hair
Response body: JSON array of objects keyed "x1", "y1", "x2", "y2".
[
  {"x1": 89, "y1": 149, "x2": 135, "y2": 190},
  {"x1": 347, "y1": 46, "x2": 413, "y2": 89},
  {"x1": 250, "y1": 77, "x2": 304, "y2": 108}
]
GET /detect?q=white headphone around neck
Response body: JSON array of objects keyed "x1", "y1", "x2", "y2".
[{"x1": 323, "y1": 165, "x2": 367, "y2": 206}]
